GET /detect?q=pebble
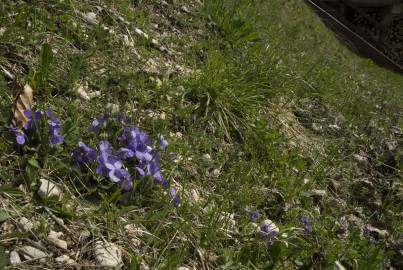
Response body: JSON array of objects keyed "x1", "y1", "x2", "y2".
[
  {"x1": 106, "y1": 103, "x2": 120, "y2": 113},
  {"x1": 303, "y1": 189, "x2": 327, "y2": 197},
  {"x1": 47, "y1": 231, "x2": 68, "y2": 250},
  {"x1": 181, "y1": 6, "x2": 190, "y2": 13},
  {"x1": 9, "y1": 250, "x2": 21, "y2": 265},
  {"x1": 38, "y1": 179, "x2": 61, "y2": 200},
  {"x1": 81, "y1": 12, "x2": 98, "y2": 25},
  {"x1": 20, "y1": 246, "x2": 47, "y2": 260},
  {"x1": 202, "y1": 153, "x2": 211, "y2": 161},
  {"x1": 18, "y1": 217, "x2": 33, "y2": 232},
  {"x1": 177, "y1": 267, "x2": 190, "y2": 270},
  {"x1": 190, "y1": 189, "x2": 200, "y2": 203},
  {"x1": 55, "y1": 254, "x2": 75, "y2": 264},
  {"x1": 94, "y1": 241, "x2": 122, "y2": 268}
]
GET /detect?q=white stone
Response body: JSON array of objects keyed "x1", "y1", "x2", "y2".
[
  {"x1": 212, "y1": 168, "x2": 220, "y2": 177},
  {"x1": 76, "y1": 84, "x2": 90, "y2": 100},
  {"x1": 55, "y1": 255, "x2": 70, "y2": 263},
  {"x1": 38, "y1": 179, "x2": 61, "y2": 199},
  {"x1": 47, "y1": 230, "x2": 68, "y2": 250},
  {"x1": 82, "y1": 12, "x2": 98, "y2": 25},
  {"x1": 94, "y1": 241, "x2": 122, "y2": 268},
  {"x1": 18, "y1": 217, "x2": 33, "y2": 232},
  {"x1": 20, "y1": 246, "x2": 47, "y2": 260},
  {"x1": 9, "y1": 250, "x2": 21, "y2": 265},
  {"x1": 202, "y1": 154, "x2": 211, "y2": 161},
  {"x1": 87, "y1": 91, "x2": 101, "y2": 98},
  {"x1": 106, "y1": 103, "x2": 120, "y2": 113},
  {"x1": 177, "y1": 267, "x2": 190, "y2": 270},
  {"x1": 181, "y1": 6, "x2": 190, "y2": 13},
  {"x1": 190, "y1": 189, "x2": 200, "y2": 203},
  {"x1": 303, "y1": 189, "x2": 326, "y2": 197},
  {"x1": 0, "y1": 27, "x2": 6, "y2": 36}
]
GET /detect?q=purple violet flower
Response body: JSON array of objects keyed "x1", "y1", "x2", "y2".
[
  {"x1": 158, "y1": 134, "x2": 168, "y2": 150},
  {"x1": 300, "y1": 216, "x2": 312, "y2": 234},
  {"x1": 10, "y1": 125, "x2": 27, "y2": 145},
  {"x1": 90, "y1": 113, "x2": 109, "y2": 133},
  {"x1": 250, "y1": 211, "x2": 259, "y2": 222},
  {"x1": 23, "y1": 110, "x2": 43, "y2": 130},
  {"x1": 45, "y1": 109, "x2": 64, "y2": 145},
  {"x1": 71, "y1": 141, "x2": 97, "y2": 164},
  {"x1": 169, "y1": 187, "x2": 180, "y2": 207},
  {"x1": 48, "y1": 120, "x2": 64, "y2": 145}
]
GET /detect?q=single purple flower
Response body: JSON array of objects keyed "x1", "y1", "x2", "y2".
[
  {"x1": 169, "y1": 187, "x2": 180, "y2": 207},
  {"x1": 71, "y1": 141, "x2": 97, "y2": 164},
  {"x1": 250, "y1": 211, "x2": 259, "y2": 222},
  {"x1": 300, "y1": 216, "x2": 312, "y2": 234},
  {"x1": 48, "y1": 120, "x2": 64, "y2": 145},
  {"x1": 116, "y1": 147, "x2": 135, "y2": 159},
  {"x1": 90, "y1": 113, "x2": 109, "y2": 132},
  {"x1": 158, "y1": 134, "x2": 168, "y2": 150},
  {"x1": 23, "y1": 110, "x2": 43, "y2": 130},
  {"x1": 10, "y1": 125, "x2": 27, "y2": 145}
]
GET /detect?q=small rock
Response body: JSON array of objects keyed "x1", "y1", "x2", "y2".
[
  {"x1": 202, "y1": 153, "x2": 211, "y2": 161},
  {"x1": 303, "y1": 189, "x2": 326, "y2": 197},
  {"x1": 0, "y1": 27, "x2": 6, "y2": 36},
  {"x1": 177, "y1": 267, "x2": 190, "y2": 270},
  {"x1": 94, "y1": 241, "x2": 122, "y2": 268},
  {"x1": 18, "y1": 217, "x2": 33, "y2": 232},
  {"x1": 385, "y1": 140, "x2": 397, "y2": 151},
  {"x1": 212, "y1": 168, "x2": 220, "y2": 177},
  {"x1": 76, "y1": 83, "x2": 90, "y2": 100},
  {"x1": 134, "y1": 27, "x2": 149, "y2": 39},
  {"x1": 353, "y1": 154, "x2": 368, "y2": 164},
  {"x1": 365, "y1": 224, "x2": 388, "y2": 239},
  {"x1": 38, "y1": 179, "x2": 61, "y2": 200},
  {"x1": 9, "y1": 250, "x2": 21, "y2": 265},
  {"x1": 81, "y1": 12, "x2": 98, "y2": 25},
  {"x1": 189, "y1": 189, "x2": 200, "y2": 203},
  {"x1": 55, "y1": 254, "x2": 69, "y2": 263},
  {"x1": 20, "y1": 246, "x2": 47, "y2": 260},
  {"x1": 181, "y1": 6, "x2": 190, "y2": 13},
  {"x1": 47, "y1": 231, "x2": 68, "y2": 250},
  {"x1": 161, "y1": 0, "x2": 168, "y2": 6},
  {"x1": 106, "y1": 103, "x2": 120, "y2": 113},
  {"x1": 87, "y1": 91, "x2": 101, "y2": 98}
]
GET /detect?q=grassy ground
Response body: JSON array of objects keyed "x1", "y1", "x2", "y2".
[{"x1": 0, "y1": 0, "x2": 402, "y2": 269}]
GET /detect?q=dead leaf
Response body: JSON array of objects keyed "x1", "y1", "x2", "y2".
[{"x1": 12, "y1": 84, "x2": 33, "y2": 127}]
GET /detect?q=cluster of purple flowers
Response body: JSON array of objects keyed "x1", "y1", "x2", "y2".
[
  {"x1": 71, "y1": 113, "x2": 180, "y2": 206},
  {"x1": 299, "y1": 216, "x2": 312, "y2": 234},
  {"x1": 10, "y1": 109, "x2": 64, "y2": 146}
]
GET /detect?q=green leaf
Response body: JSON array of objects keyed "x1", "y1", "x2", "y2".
[
  {"x1": 40, "y1": 43, "x2": 53, "y2": 75},
  {"x1": 0, "y1": 246, "x2": 8, "y2": 269},
  {"x1": 0, "y1": 210, "x2": 11, "y2": 222},
  {"x1": 28, "y1": 158, "x2": 41, "y2": 169}
]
